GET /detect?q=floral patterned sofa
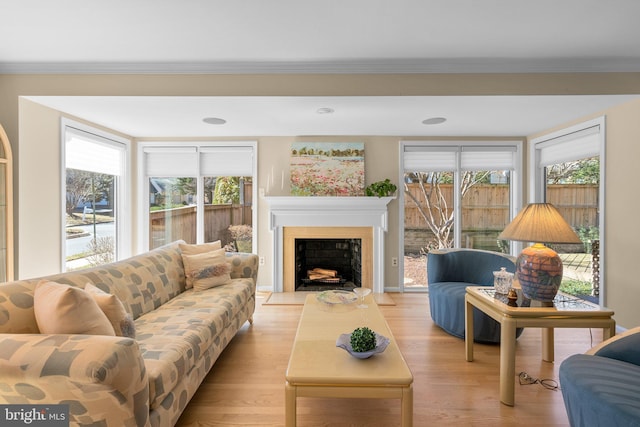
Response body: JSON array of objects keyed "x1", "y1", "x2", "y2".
[{"x1": 0, "y1": 240, "x2": 259, "y2": 427}]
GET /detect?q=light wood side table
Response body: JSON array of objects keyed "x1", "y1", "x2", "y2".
[{"x1": 465, "y1": 286, "x2": 615, "y2": 406}]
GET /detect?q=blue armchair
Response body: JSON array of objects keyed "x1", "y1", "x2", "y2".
[
  {"x1": 559, "y1": 327, "x2": 640, "y2": 426},
  {"x1": 427, "y1": 248, "x2": 524, "y2": 344}
]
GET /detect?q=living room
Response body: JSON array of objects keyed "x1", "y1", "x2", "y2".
[{"x1": 2, "y1": 2, "x2": 640, "y2": 426}]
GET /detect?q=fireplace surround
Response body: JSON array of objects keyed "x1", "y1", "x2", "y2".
[{"x1": 265, "y1": 196, "x2": 394, "y2": 293}]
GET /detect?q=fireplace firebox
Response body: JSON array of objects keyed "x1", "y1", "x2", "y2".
[{"x1": 295, "y1": 238, "x2": 362, "y2": 291}]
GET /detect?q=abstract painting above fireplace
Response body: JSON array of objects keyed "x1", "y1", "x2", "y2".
[{"x1": 290, "y1": 142, "x2": 365, "y2": 196}]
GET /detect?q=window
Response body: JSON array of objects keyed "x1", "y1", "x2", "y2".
[
  {"x1": 63, "y1": 121, "x2": 129, "y2": 271},
  {"x1": 530, "y1": 117, "x2": 604, "y2": 301},
  {"x1": 400, "y1": 141, "x2": 522, "y2": 291},
  {"x1": 140, "y1": 142, "x2": 256, "y2": 253}
]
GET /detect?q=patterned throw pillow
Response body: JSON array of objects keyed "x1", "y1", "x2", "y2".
[
  {"x1": 179, "y1": 241, "x2": 222, "y2": 289},
  {"x1": 34, "y1": 280, "x2": 115, "y2": 336},
  {"x1": 182, "y1": 249, "x2": 232, "y2": 291},
  {"x1": 84, "y1": 283, "x2": 136, "y2": 338}
]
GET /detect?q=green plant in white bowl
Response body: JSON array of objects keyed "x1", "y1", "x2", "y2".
[{"x1": 350, "y1": 327, "x2": 377, "y2": 352}]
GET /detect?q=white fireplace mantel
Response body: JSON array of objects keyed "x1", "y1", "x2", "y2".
[{"x1": 265, "y1": 196, "x2": 395, "y2": 293}]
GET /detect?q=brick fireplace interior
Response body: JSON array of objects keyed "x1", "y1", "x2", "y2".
[
  {"x1": 283, "y1": 227, "x2": 373, "y2": 293},
  {"x1": 294, "y1": 238, "x2": 362, "y2": 291}
]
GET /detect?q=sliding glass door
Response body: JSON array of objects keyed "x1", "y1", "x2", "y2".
[
  {"x1": 400, "y1": 141, "x2": 522, "y2": 291},
  {"x1": 141, "y1": 143, "x2": 256, "y2": 253}
]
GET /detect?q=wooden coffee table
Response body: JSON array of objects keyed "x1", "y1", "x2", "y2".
[
  {"x1": 285, "y1": 293, "x2": 413, "y2": 426},
  {"x1": 465, "y1": 286, "x2": 615, "y2": 406}
]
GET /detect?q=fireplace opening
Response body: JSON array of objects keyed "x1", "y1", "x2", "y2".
[{"x1": 294, "y1": 238, "x2": 362, "y2": 291}]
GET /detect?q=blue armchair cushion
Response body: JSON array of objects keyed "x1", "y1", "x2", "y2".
[
  {"x1": 593, "y1": 332, "x2": 640, "y2": 366},
  {"x1": 429, "y1": 281, "x2": 503, "y2": 342},
  {"x1": 560, "y1": 354, "x2": 640, "y2": 427},
  {"x1": 427, "y1": 248, "x2": 515, "y2": 286}
]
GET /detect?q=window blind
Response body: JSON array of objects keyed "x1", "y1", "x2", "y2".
[
  {"x1": 65, "y1": 127, "x2": 125, "y2": 176},
  {"x1": 403, "y1": 144, "x2": 517, "y2": 172},
  {"x1": 461, "y1": 146, "x2": 517, "y2": 170},
  {"x1": 143, "y1": 146, "x2": 198, "y2": 177},
  {"x1": 144, "y1": 145, "x2": 254, "y2": 177},
  {"x1": 537, "y1": 125, "x2": 601, "y2": 167},
  {"x1": 200, "y1": 146, "x2": 253, "y2": 176},
  {"x1": 403, "y1": 146, "x2": 457, "y2": 172}
]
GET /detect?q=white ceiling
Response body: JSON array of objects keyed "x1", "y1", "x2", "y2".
[
  {"x1": 26, "y1": 95, "x2": 638, "y2": 138},
  {"x1": 7, "y1": 1, "x2": 640, "y2": 137}
]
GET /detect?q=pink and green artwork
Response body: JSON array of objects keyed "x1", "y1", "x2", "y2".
[{"x1": 290, "y1": 142, "x2": 365, "y2": 196}]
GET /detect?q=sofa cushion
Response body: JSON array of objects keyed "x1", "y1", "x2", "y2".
[
  {"x1": 179, "y1": 241, "x2": 222, "y2": 289},
  {"x1": 85, "y1": 283, "x2": 136, "y2": 338},
  {"x1": 135, "y1": 306, "x2": 227, "y2": 409},
  {"x1": 133, "y1": 278, "x2": 254, "y2": 409},
  {"x1": 179, "y1": 240, "x2": 222, "y2": 255},
  {"x1": 183, "y1": 250, "x2": 232, "y2": 291},
  {"x1": 34, "y1": 281, "x2": 115, "y2": 336}
]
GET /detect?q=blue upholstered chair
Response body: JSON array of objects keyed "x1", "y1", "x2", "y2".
[
  {"x1": 427, "y1": 248, "x2": 524, "y2": 344},
  {"x1": 559, "y1": 327, "x2": 640, "y2": 426}
]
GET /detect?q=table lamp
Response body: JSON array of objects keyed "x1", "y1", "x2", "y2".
[{"x1": 497, "y1": 203, "x2": 582, "y2": 302}]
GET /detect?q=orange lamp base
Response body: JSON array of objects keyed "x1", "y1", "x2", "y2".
[{"x1": 516, "y1": 243, "x2": 563, "y2": 302}]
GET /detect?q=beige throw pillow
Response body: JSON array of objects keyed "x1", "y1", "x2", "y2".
[
  {"x1": 179, "y1": 240, "x2": 222, "y2": 255},
  {"x1": 180, "y1": 241, "x2": 222, "y2": 289},
  {"x1": 84, "y1": 283, "x2": 136, "y2": 338},
  {"x1": 34, "y1": 280, "x2": 115, "y2": 336},
  {"x1": 182, "y1": 249, "x2": 232, "y2": 291}
]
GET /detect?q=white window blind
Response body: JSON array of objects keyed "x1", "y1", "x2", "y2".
[
  {"x1": 144, "y1": 147, "x2": 198, "y2": 177},
  {"x1": 144, "y1": 145, "x2": 254, "y2": 177},
  {"x1": 537, "y1": 125, "x2": 601, "y2": 167},
  {"x1": 403, "y1": 146, "x2": 457, "y2": 171},
  {"x1": 461, "y1": 146, "x2": 517, "y2": 170},
  {"x1": 65, "y1": 127, "x2": 125, "y2": 175},
  {"x1": 404, "y1": 145, "x2": 517, "y2": 171},
  {"x1": 200, "y1": 146, "x2": 253, "y2": 176}
]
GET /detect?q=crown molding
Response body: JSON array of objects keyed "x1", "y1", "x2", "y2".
[{"x1": 2, "y1": 58, "x2": 640, "y2": 75}]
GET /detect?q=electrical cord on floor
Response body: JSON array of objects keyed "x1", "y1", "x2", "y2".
[{"x1": 518, "y1": 371, "x2": 560, "y2": 391}]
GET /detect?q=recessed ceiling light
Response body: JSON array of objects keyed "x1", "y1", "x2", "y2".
[
  {"x1": 316, "y1": 107, "x2": 335, "y2": 114},
  {"x1": 422, "y1": 117, "x2": 447, "y2": 125},
  {"x1": 203, "y1": 117, "x2": 227, "y2": 125}
]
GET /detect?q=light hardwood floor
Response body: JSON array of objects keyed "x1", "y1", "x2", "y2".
[{"x1": 176, "y1": 292, "x2": 606, "y2": 426}]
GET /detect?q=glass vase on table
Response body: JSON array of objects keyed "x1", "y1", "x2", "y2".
[{"x1": 353, "y1": 287, "x2": 372, "y2": 308}]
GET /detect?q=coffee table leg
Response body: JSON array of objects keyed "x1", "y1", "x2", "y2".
[
  {"x1": 285, "y1": 382, "x2": 296, "y2": 426},
  {"x1": 401, "y1": 384, "x2": 413, "y2": 427},
  {"x1": 465, "y1": 295, "x2": 474, "y2": 361},
  {"x1": 500, "y1": 317, "x2": 516, "y2": 406}
]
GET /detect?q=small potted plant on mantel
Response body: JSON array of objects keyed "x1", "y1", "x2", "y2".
[{"x1": 365, "y1": 179, "x2": 397, "y2": 197}]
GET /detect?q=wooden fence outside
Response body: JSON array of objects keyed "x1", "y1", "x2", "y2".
[
  {"x1": 404, "y1": 183, "x2": 598, "y2": 252},
  {"x1": 150, "y1": 204, "x2": 252, "y2": 249},
  {"x1": 150, "y1": 182, "x2": 253, "y2": 249}
]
